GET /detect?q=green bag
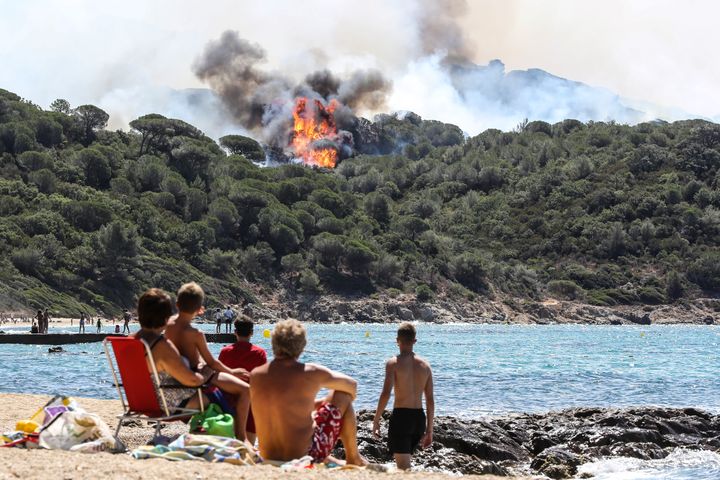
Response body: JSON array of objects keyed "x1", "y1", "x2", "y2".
[{"x1": 189, "y1": 403, "x2": 235, "y2": 438}]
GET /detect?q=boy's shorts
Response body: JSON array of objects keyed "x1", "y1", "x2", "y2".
[
  {"x1": 308, "y1": 402, "x2": 343, "y2": 462},
  {"x1": 388, "y1": 408, "x2": 426, "y2": 454}
]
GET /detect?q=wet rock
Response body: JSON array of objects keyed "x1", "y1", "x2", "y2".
[
  {"x1": 531, "y1": 433, "x2": 556, "y2": 454},
  {"x1": 589, "y1": 427, "x2": 667, "y2": 447},
  {"x1": 434, "y1": 418, "x2": 529, "y2": 462},
  {"x1": 607, "y1": 442, "x2": 667, "y2": 460},
  {"x1": 530, "y1": 445, "x2": 583, "y2": 479},
  {"x1": 352, "y1": 407, "x2": 720, "y2": 476}
]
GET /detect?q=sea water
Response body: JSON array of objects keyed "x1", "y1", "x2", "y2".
[{"x1": 0, "y1": 323, "x2": 718, "y2": 478}]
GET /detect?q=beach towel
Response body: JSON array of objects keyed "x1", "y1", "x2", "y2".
[{"x1": 132, "y1": 433, "x2": 259, "y2": 465}]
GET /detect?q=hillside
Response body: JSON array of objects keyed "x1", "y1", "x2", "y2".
[{"x1": 1, "y1": 87, "x2": 719, "y2": 317}]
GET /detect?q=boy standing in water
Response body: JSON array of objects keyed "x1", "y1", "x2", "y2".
[{"x1": 372, "y1": 322, "x2": 434, "y2": 470}]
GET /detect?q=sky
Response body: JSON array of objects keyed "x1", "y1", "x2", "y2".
[{"x1": 0, "y1": 0, "x2": 718, "y2": 136}]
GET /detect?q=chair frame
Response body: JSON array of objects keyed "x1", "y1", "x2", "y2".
[{"x1": 103, "y1": 337, "x2": 204, "y2": 439}]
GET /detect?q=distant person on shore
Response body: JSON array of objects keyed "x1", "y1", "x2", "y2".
[
  {"x1": 122, "y1": 310, "x2": 131, "y2": 334},
  {"x1": 131, "y1": 288, "x2": 207, "y2": 414},
  {"x1": 224, "y1": 306, "x2": 235, "y2": 333},
  {"x1": 96, "y1": 317, "x2": 102, "y2": 333},
  {"x1": 372, "y1": 322, "x2": 434, "y2": 470},
  {"x1": 214, "y1": 308, "x2": 222, "y2": 334},
  {"x1": 79, "y1": 314, "x2": 85, "y2": 334},
  {"x1": 165, "y1": 282, "x2": 252, "y2": 441},
  {"x1": 218, "y1": 315, "x2": 267, "y2": 443},
  {"x1": 250, "y1": 319, "x2": 367, "y2": 466}
]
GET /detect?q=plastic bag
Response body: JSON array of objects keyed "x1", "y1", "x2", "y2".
[{"x1": 38, "y1": 411, "x2": 118, "y2": 453}]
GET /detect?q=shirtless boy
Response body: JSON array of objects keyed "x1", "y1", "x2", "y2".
[
  {"x1": 164, "y1": 282, "x2": 252, "y2": 440},
  {"x1": 251, "y1": 319, "x2": 366, "y2": 465},
  {"x1": 372, "y1": 322, "x2": 434, "y2": 470}
]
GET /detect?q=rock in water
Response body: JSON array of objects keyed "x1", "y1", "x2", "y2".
[
  {"x1": 530, "y1": 445, "x2": 583, "y2": 479},
  {"x1": 351, "y1": 407, "x2": 720, "y2": 477}
]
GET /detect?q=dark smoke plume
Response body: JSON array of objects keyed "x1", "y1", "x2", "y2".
[
  {"x1": 192, "y1": 31, "x2": 292, "y2": 131},
  {"x1": 193, "y1": 30, "x2": 392, "y2": 152}
]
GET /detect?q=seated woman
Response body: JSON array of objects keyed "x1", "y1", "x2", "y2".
[{"x1": 131, "y1": 288, "x2": 207, "y2": 414}]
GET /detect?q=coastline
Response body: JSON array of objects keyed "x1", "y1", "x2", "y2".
[
  {"x1": 249, "y1": 294, "x2": 720, "y2": 325},
  {"x1": 0, "y1": 393, "x2": 522, "y2": 480},
  {"x1": 2, "y1": 394, "x2": 718, "y2": 479},
  {"x1": 2, "y1": 295, "x2": 718, "y2": 328}
]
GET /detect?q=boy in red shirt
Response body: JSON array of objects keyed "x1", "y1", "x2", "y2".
[{"x1": 219, "y1": 315, "x2": 267, "y2": 443}]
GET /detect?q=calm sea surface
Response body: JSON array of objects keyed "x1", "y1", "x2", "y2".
[
  {"x1": 1, "y1": 323, "x2": 718, "y2": 478},
  {"x1": 0, "y1": 323, "x2": 718, "y2": 414}
]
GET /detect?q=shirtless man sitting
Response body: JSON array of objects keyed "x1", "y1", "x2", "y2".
[
  {"x1": 164, "y1": 282, "x2": 251, "y2": 440},
  {"x1": 250, "y1": 319, "x2": 366, "y2": 465},
  {"x1": 372, "y1": 322, "x2": 434, "y2": 470}
]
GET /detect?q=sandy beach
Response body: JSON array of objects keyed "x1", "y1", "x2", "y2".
[
  {"x1": 0, "y1": 393, "x2": 523, "y2": 480},
  {"x1": 0, "y1": 317, "x2": 110, "y2": 329}
]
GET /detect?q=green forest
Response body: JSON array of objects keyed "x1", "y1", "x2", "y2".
[{"x1": 1, "y1": 87, "x2": 719, "y2": 316}]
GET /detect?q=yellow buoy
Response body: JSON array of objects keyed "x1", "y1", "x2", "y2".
[
  {"x1": 365, "y1": 331, "x2": 370, "y2": 338},
  {"x1": 263, "y1": 328, "x2": 271, "y2": 339}
]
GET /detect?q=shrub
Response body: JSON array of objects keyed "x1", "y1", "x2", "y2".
[
  {"x1": 11, "y1": 248, "x2": 43, "y2": 274},
  {"x1": 451, "y1": 253, "x2": 488, "y2": 293},
  {"x1": 18, "y1": 151, "x2": 53, "y2": 171},
  {"x1": 547, "y1": 279, "x2": 582, "y2": 300},
  {"x1": 628, "y1": 144, "x2": 671, "y2": 173},
  {"x1": 299, "y1": 269, "x2": 321, "y2": 293},
  {"x1": 27, "y1": 169, "x2": 56, "y2": 193},
  {"x1": 666, "y1": 271, "x2": 684, "y2": 301},
  {"x1": 687, "y1": 253, "x2": 720, "y2": 290},
  {"x1": 415, "y1": 284, "x2": 434, "y2": 302},
  {"x1": 638, "y1": 286, "x2": 665, "y2": 304}
]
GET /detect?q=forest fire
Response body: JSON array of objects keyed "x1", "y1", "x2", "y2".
[{"x1": 291, "y1": 97, "x2": 339, "y2": 168}]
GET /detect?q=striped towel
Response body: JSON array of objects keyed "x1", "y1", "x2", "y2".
[{"x1": 132, "y1": 433, "x2": 259, "y2": 465}]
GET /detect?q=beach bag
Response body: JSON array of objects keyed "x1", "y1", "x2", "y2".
[
  {"x1": 38, "y1": 410, "x2": 118, "y2": 452},
  {"x1": 189, "y1": 403, "x2": 234, "y2": 438}
]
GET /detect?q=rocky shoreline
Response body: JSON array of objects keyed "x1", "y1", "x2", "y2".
[
  {"x1": 244, "y1": 294, "x2": 720, "y2": 326},
  {"x1": 3, "y1": 292, "x2": 717, "y2": 326},
  {"x1": 349, "y1": 407, "x2": 720, "y2": 478}
]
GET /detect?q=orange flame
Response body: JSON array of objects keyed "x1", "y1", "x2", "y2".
[{"x1": 291, "y1": 97, "x2": 338, "y2": 168}]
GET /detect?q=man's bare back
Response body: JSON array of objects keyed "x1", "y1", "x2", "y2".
[
  {"x1": 251, "y1": 359, "x2": 341, "y2": 460},
  {"x1": 388, "y1": 352, "x2": 432, "y2": 409},
  {"x1": 165, "y1": 315, "x2": 203, "y2": 367},
  {"x1": 373, "y1": 323, "x2": 434, "y2": 470},
  {"x1": 165, "y1": 308, "x2": 252, "y2": 441},
  {"x1": 251, "y1": 319, "x2": 365, "y2": 465}
]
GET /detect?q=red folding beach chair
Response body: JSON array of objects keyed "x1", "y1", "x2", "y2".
[{"x1": 103, "y1": 336, "x2": 204, "y2": 439}]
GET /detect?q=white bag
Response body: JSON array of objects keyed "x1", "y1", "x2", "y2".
[{"x1": 38, "y1": 411, "x2": 118, "y2": 453}]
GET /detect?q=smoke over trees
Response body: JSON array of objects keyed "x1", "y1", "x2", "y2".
[{"x1": 193, "y1": 30, "x2": 392, "y2": 152}]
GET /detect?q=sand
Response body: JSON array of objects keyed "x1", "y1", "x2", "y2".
[
  {"x1": 1, "y1": 317, "x2": 100, "y2": 329},
  {"x1": 0, "y1": 393, "x2": 525, "y2": 480}
]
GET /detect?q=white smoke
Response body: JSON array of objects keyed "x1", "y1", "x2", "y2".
[{"x1": 1, "y1": 0, "x2": 718, "y2": 138}]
